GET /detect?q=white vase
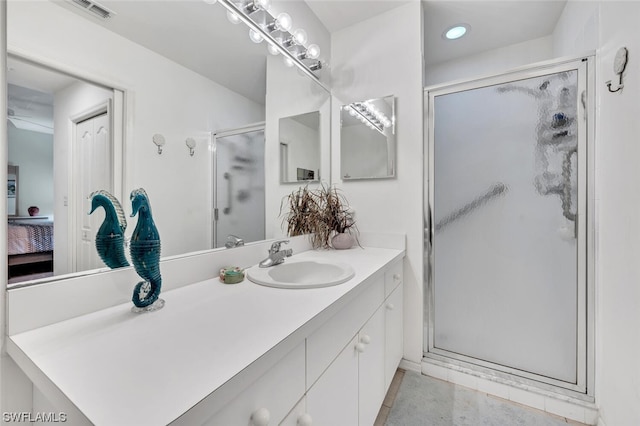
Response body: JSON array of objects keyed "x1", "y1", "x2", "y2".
[{"x1": 331, "y1": 233, "x2": 354, "y2": 250}]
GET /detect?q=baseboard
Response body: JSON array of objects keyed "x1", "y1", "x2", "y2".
[
  {"x1": 399, "y1": 358, "x2": 421, "y2": 373},
  {"x1": 421, "y1": 358, "x2": 599, "y2": 425}
]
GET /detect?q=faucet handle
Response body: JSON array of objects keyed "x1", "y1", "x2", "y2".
[{"x1": 269, "y1": 239, "x2": 290, "y2": 253}]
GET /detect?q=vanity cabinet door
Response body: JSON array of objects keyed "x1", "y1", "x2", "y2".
[
  {"x1": 203, "y1": 342, "x2": 305, "y2": 426},
  {"x1": 384, "y1": 259, "x2": 403, "y2": 298},
  {"x1": 306, "y1": 336, "x2": 359, "y2": 426},
  {"x1": 280, "y1": 397, "x2": 313, "y2": 426},
  {"x1": 306, "y1": 277, "x2": 384, "y2": 388},
  {"x1": 385, "y1": 283, "x2": 404, "y2": 390},
  {"x1": 358, "y1": 304, "x2": 386, "y2": 426}
]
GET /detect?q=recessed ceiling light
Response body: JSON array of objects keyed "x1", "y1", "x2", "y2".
[{"x1": 443, "y1": 24, "x2": 470, "y2": 40}]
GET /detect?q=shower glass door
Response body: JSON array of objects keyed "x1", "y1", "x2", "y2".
[
  {"x1": 425, "y1": 59, "x2": 590, "y2": 391},
  {"x1": 213, "y1": 125, "x2": 265, "y2": 248}
]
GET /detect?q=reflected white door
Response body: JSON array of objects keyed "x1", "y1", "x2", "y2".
[
  {"x1": 426, "y1": 59, "x2": 589, "y2": 391},
  {"x1": 213, "y1": 127, "x2": 265, "y2": 248},
  {"x1": 76, "y1": 112, "x2": 112, "y2": 271}
]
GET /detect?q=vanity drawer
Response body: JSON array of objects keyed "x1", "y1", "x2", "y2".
[
  {"x1": 384, "y1": 259, "x2": 403, "y2": 297},
  {"x1": 306, "y1": 276, "x2": 385, "y2": 388},
  {"x1": 203, "y1": 341, "x2": 305, "y2": 426}
]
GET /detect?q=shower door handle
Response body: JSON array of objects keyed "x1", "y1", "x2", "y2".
[
  {"x1": 561, "y1": 148, "x2": 577, "y2": 222},
  {"x1": 425, "y1": 204, "x2": 433, "y2": 250},
  {"x1": 223, "y1": 172, "x2": 232, "y2": 215}
]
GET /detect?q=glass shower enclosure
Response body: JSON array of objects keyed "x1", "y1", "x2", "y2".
[
  {"x1": 424, "y1": 58, "x2": 592, "y2": 393},
  {"x1": 212, "y1": 124, "x2": 265, "y2": 249}
]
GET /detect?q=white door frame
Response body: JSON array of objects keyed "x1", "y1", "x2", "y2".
[{"x1": 69, "y1": 100, "x2": 111, "y2": 273}]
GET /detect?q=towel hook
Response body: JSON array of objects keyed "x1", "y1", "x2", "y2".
[
  {"x1": 185, "y1": 137, "x2": 196, "y2": 156},
  {"x1": 606, "y1": 47, "x2": 628, "y2": 93},
  {"x1": 152, "y1": 134, "x2": 166, "y2": 154}
]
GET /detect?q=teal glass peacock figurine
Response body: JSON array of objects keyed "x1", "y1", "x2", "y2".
[
  {"x1": 129, "y1": 188, "x2": 163, "y2": 309},
  {"x1": 88, "y1": 190, "x2": 130, "y2": 269}
]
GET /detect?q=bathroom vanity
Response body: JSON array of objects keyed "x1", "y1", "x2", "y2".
[{"x1": 6, "y1": 236, "x2": 404, "y2": 425}]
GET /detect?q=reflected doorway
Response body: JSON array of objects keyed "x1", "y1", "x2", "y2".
[{"x1": 212, "y1": 123, "x2": 266, "y2": 249}]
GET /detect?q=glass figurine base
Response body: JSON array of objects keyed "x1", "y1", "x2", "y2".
[{"x1": 131, "y1": 298, "x2": 165, "y2": 314}]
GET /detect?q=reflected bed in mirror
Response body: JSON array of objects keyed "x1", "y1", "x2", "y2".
[
  {"x1": 340, "y1": 95, "x2": 396, "y2": 180},
  {"x1": 279, "y1": 111, "x2": 321, "y2": 183}
]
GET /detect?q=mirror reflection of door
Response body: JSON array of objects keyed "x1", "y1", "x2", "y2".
[
  {"x1": 213, "y1": 125, "x2": 266, "y2": 248},
  {"x1": 75, "y1": 109, "x2": 112, "y2": 272}
]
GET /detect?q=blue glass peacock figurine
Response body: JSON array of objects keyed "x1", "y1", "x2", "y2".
[
  {"x1": 129, "y1": 188, "x2": 164, "y2": 310},
  {"x1": 89, "y1": 190, "x2": 130, "y2": 269}
]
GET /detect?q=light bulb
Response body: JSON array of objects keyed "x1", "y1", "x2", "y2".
[
  {"x1": 292, "y1": 29, "x2": 307, "y2": 45},
  {"x1": 348, "y1": 108, "x2": 356, "y2": 117},
  {"x1": 254, "y1": 0, "x2": 271, "y2": 11},
  {"x1": 283, "y1": 57, "x2": 294, "y2": 67},
  {"x1": 444, "y1": 24, "x2": 469, "y2": 40},
  {"x1": 276, "y1": 12, "x2": 293, "y2": 32},
  {"x1": 267, "y1": 42, "x2": 280, "y2": 55},
  {"x1": 226, "y1": 10, "x2": 240, "y2": 24},
  {"x1": 249, "y1": 29, "x2": 263, "y2": 44},
  {"x1": 305, "y1": 44, "x2": 320, "y2": 59}
]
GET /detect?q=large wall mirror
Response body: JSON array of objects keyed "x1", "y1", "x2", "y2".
[
  {"x1": 5, "y1": 0, "x2": 331, "y2": 287},
  {"x1": 340, "y1": 95, "x2": 396, "y2": 180}
]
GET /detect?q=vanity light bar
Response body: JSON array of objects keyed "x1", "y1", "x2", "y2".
[
  {"x1": 214, "y1": 0, "x2": 324, "y2": 83},
  {"x1": 346, "y1": 103, "x2": 385, "y2": 134}
]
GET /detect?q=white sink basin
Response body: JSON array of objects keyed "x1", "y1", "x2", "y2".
[{"x1": 247, "y1": 259, "x2": 355, "y2": 289}]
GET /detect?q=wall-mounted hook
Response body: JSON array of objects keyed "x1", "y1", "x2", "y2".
[
  {"x1": 185, "y1": 137, "x2": 196, "y2": 156},
  {"x1": 606, "y1": 47, "x2": 628, "y2": 93},
  {"x1": 152, "y1": 134, "x2": 166, "y2": 154}
]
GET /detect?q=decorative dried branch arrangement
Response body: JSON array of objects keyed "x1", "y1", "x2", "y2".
[{"x1": 281, "y1": 184, "x2": 358, "y2": 249}]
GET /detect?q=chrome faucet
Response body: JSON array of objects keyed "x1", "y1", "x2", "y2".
[
  {"x1": 259, "y1": 240, "x2": 293, "y2": 268},
  {"x1": 224, "y1": 234, "x2": 244, "y2": 249}
]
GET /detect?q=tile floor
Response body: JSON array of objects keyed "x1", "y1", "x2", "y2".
[{"x1": 377, "y1": 370, "x2": 588, "y2": 426}]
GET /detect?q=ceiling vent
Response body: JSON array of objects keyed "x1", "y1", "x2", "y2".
[{"x1": 69, "y1": 0, "x2": 115, "y2": 19}]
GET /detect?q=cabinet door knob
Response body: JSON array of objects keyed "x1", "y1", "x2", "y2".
[
  {"x1": 297, "y1": 413, "x2": 313, "y2": 426},
  {"x1": 355, "y1": 342, "x2": 366, "y2": 353},
  {"x1": 386, "y1": 303, "x2": 395, "y2": 311},
  {"x1": 360, "y1": 334, "x2": 371, "y2": 344},
  {"x1": 250, "y1": 407, "x2": 270, "y2": 426},
  {"x1": 393, "y1": 273, "x2": 401, "y2": 281}
]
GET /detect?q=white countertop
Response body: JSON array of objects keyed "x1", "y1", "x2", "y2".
[{"x1": 8, "y1": 247, "x2": 403, "y2": 425}]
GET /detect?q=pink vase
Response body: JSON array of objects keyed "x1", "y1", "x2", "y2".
[{"x1": 331, "y1": 233, "x2": 354, "y2": 250}]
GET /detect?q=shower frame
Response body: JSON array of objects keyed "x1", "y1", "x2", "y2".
[
  {"x1": 423, "y1": 55, "x2": 595, "y2": 398},
  {"x1": 211, "y1": 122, "x2": 266, "y2": 249}
]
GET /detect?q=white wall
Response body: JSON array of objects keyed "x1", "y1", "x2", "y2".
[
  {"x1": 265, "y1": 56, "x2": 331, "y2": 239},
  {"x1": 7, "y1": 127, "x2": 54, "y2": 217},
  {"x1": 331, "y1": 1, "x2": 424, "y2": 365},
  {"x1": 591, "y1": 3, "x2": 640, "y2": 425},
  {"x1": 553, "y1": 2, "x2": 640, "y2": 424},
  {"x1": 264, "y1": 0, "x2": 332, "y2": 239},
  {"x1": 425, "y1": 36, "x2": 553, "y2": 87},
  {"x1": 8, "y1": 0, "x2": 264, "y2": 260}
]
